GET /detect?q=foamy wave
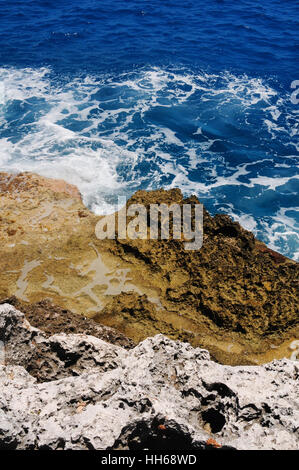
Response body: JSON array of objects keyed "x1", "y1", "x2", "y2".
[{"x1": 0, "y1": 65, "x2": 298, "y2": 257}]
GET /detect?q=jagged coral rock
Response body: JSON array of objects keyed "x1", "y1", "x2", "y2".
[
  {"x1": 0, "y1": 172, "x2": 298, "y2": 365},
  {"x1": 0, "y1": 304, "x2": 298, "y2": 450},
  {"x1": 0, "y1": 296, "x2": 135, "y2": 350},
  {"x1": 0, "y1": 303, "x2": 128, "y2": 382},
  {"x1": 112, "y1": 189, "x2": 298, "y2": 337}
]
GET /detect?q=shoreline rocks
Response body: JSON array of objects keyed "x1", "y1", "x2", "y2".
[
  {"x1": 0, "y1": 304, "x2": 298, "y2": 450},
  {"x1": 0, "y1": 296, "x2": 135, "y2": 350},
  {"x1": 0, "y1": 171, "x2": 298, "y2": 365}
]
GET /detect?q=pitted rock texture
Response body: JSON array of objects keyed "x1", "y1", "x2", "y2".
[
  {"x1": 0, "y1": 172, "x2": 298, "y2": 365},
  {"x1": 0, "y1": 304, "x2": 298, "y2": 450},
  {"x1": 96, "y1": 189, "x2": 298, "y2": 363},
  {"x1": 0, "y1": 304, "x2": 128, "y2": 382},
  {"x1": 0, "y1": 296, "x2": 135, "y2": 350}
]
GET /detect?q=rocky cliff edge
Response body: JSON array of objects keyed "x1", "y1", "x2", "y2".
[{"x1": 0, "y1": 304, "x2": 298, "y2": 450}]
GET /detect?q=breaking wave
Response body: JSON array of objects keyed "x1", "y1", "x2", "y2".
[{"x1": 0, "y1": 65, "x2": 298, "y2": 259}]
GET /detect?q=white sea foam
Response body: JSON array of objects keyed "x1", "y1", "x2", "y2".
[{"x1": 0, "y1": 65, "x2": 297, "y2": 257}]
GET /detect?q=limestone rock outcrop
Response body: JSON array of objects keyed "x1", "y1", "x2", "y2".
[
  {"x1": 0, "y1": 172, "x2": 298, "y2": 365},
  {"x1": 0, "y1": 296, "x2": 135, "y2": 350},
  {"x1": 0, "y1": 304, "x2": 298, "y2": 450}
]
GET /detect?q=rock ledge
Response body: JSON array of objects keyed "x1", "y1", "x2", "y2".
[{"x1": 0, "y1": 304, "x2": 298, "y2": 450}]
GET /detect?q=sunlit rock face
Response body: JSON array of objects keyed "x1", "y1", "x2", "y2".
[
  {"x1": 0, "y1": 172, "x2": 298, "y2": 365},
  {"x1": 0, "y1": 304, "x2": 298, "y2": 450}
]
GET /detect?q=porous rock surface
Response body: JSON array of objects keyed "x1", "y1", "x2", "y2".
[
  {"x1": 0, "y1": 172, "x2": 298, "y2": 365},
  {"x1": 0, "y1": 296, "x2": 135, "y2": 350},
  {"x1": 0, "y1": 304, "x2": 298, "y2": 450}
]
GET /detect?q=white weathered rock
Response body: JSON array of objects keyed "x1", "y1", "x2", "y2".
[
  {"x1": 0, "y1": 304, "x2": 298, "y2": 450},
  {"x1": 0, "y1": 303, "x2": 126, "y2": 382}
]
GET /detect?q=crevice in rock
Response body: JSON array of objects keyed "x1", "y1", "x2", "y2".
[
  {"x1": 201, "y1": 408, "x2": 226, "y2": 434},
  {"x1": 110, "y1": 419, "x2": 196, "y2": 451}
]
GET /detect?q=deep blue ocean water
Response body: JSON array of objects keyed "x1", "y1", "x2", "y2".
[{"x1": 0, "y1": 0, "x2": 298, "y2": 259}]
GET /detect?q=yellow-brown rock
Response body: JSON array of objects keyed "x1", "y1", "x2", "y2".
[{"x1": 0, "y1": 172, "x2": 298, "y2": 365}]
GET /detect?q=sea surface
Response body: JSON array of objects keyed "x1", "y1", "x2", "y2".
[{"x1": 0, "y1": 0, "x2": 298, "y2": 259}]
